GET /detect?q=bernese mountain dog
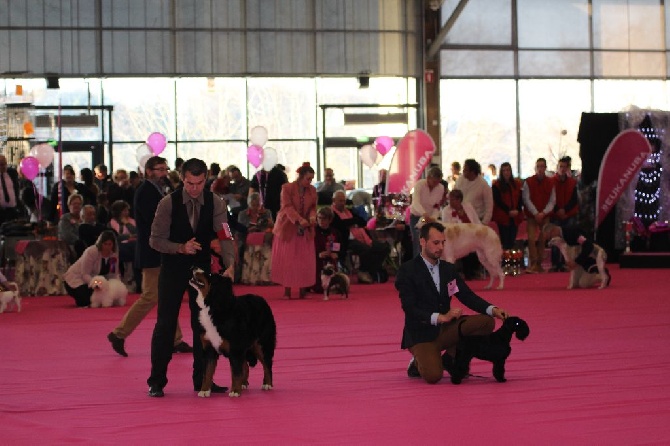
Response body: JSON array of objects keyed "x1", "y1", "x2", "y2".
[{"x1": 190, "y1": 267, "x2": 277, "y2": 397}]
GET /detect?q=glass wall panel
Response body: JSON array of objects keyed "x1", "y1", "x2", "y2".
[
  {"x1": 441, "y1": 0, "x2": 511, "y2": 45},
  {"x1": 262, "y1": 140, "x2": 317, "y2": 182},
  {"x1": 247, "y1": 78, "x2": 317, "y2": 140},
  {"x1": 440, "y1": 79, "x2": 518, "y2": 177},
  {"x1": 176, "y1": 78, "x2": 247, "y2": 141},
  {"x1": 518, "y1": 0, "x2": 589, "y2": 49},
  {"x1": 593, "y1": 79, "x2": 669, "y2": 112},
  {"x1": 518, "y1": 80, "x2": 592, "y2": 178},
  {"x1": 594, "y1": 51, "x2": 666, "y2": 78},
  {"x1": 102, "y1": 78, "x2": 176, "y2": 142},
  {"x1": 176, "y1": 142, "x2": 248, "y2": 176},
  {"x1": 593, "y1": 0, "x2": 664, "y2": 50},
  {"x1": 518, "y1": 50, "x2": 591, "y2": 77},
  {"x1": 441, "y1": 50, "x2": 515, "y2": 77}
]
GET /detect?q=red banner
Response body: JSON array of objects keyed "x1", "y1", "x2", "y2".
[
  {"x1": 386, "y1": 129, "x2": 436, "y2": 195},
  {"x1": 595, "y1": 129, "x2": 652, "y2": 228}
]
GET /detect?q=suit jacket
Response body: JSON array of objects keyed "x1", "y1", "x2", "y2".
[
  {"x1": 134, "y1": 179, "x2": 165, "y2": 268},
  {"x1": 395, "y1": 255, "x2": 492, "y2": 349},
  {"x1": 272, "y1": 181, "x2": 317, "y2": 242}
]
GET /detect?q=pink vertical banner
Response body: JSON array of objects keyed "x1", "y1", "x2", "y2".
[
  {"x1": 595, "y1": 129, "x2": 652, "y2": 228},
  {"x1": 386, "y1": 129, "x2": 436, "y2": 195}
]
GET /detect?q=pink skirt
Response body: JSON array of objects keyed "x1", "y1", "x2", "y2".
[{"x1": 271, "y1": 235, "x2": 316, "y2": 288}]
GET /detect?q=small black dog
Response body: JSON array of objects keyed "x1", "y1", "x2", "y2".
[
  {"x1": 450, "y1": 316, "x2": 530, "y2": 384},
  {"x1": 190, "y1": 268, "x2": 277, "y2": 397}
]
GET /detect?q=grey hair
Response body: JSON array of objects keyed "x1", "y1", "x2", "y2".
[{"x1": 333, "y1": 190, "x2": 347, "y2": 200}]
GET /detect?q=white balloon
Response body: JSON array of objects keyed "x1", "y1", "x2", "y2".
[
  {"x1": 29, "y1": 143, "x2": 55, "y2": 168},
  {"x1": 136, "y1": 143, "x2": 153, "y2": 164},
  {"x1": 359, "y1": 144, "x2": 377, "y2": 168},
  {"x1": 262, "y1": 147, "x2": 278, "y2": 170},
  {"x1": 250, "y1": 126, "x2": 269, "y2": 147},
  {"x1": 138, "y1": 154, "x2": 152, "y2": 173}
]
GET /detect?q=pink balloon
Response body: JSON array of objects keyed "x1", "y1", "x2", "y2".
[
  {"x1": 374, "y1": 136, "x2": 394, "y2": 156},
  {"x1": 247, "y1": 145, "x2": 264, "y2": 168},
  {"x1": 19, "y1": 156, "x2": 41, "y2": 181},
  {"x1": 146, "y1": 132, "x2": 167, "y2": 155}
]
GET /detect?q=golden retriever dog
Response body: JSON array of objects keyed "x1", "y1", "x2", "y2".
[{"x1": 441, "y1": 223, "x2": 505, "y2": 290}]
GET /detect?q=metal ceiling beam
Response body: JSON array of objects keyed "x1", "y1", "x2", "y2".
[{"x1": 426, "y1": 0, "x2": 471, "y2": 60}]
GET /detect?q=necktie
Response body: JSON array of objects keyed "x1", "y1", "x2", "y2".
[
  {"x1": 1, "y1": 173, "x2": 9, "y2": 203},
  {"x1": 189, "y1": 199, "x2": 199, "y2": 231}
]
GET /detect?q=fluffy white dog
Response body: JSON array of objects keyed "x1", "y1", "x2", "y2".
[
  {"x1": 0, "y1": 282, "x2": 21, "y2": 313},
  {"x1": 441, "y1": 223, "x2": 505, "y2": 290},
  {"x1": 89, "y1": 276, "x2": 127, "y2": 308}
]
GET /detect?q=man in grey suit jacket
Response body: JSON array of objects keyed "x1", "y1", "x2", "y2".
[{"x1": 395, "y1": 221, "x2": 509, "y2": 384}]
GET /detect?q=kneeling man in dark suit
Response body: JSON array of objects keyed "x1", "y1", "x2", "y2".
[{"x1": 395, "y1": 221, "x2": 509, "y2": 384}]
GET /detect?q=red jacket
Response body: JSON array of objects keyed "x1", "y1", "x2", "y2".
[
  {"x1": 523, "y1": 175, "x2": 554, "y2": 219},
  {"x1": 492, "y1": 178, "x2": 523, "y2": 226},
  {"x1": 553, "y1": 175, "x2": 579, "y2": 219}
]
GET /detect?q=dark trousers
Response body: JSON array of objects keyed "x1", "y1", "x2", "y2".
[
  {"x1": 349, "y1": 239, "x2": 391, "y2": 275},
  {"x1": 64, "y1": 282, "x2": 93, "y2": 307},
  {"x1": 147, "y1": 262, "x2": 207, "y2": 391},
  {"x1": 498, "y1": 223, "x2": 518, "y2": 250}
]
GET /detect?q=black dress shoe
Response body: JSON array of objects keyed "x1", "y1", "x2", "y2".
[
  {"x1": 173, "y1": 341, "x2": 193, "y2": 353},
  {"x1": 107, "y1": 332, "x2": 128, "y2": 357},
  {"x1": 407, "y1": 358, "x2": 420, "y2": 378},
  {"x1": 148, "y1": 386, "x2": 164, "y2": 398},
  {"x1": 194, "y1": 383, "x2": 228, "y2": 393}
]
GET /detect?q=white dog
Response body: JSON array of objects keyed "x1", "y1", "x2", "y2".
[
  {"x1": 441, "y1": 223, "x2": 505, "y2": 290},
  {"x1": 0, "y1": 282, "x2": 21, "y2": 313},
  {"x1": 89, "y1": 276, "x2": 127, "y2": 308}
]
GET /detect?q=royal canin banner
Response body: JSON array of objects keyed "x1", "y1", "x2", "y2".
[
  {"x1": 595, "y1": 129, "x2": 652, "y2": 228},
  {"x1": 386, "y1": 129, "x2": 436, "y2": 195}
]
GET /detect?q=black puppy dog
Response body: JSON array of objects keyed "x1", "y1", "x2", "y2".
[
  {"x1": 450, "y1": 316, "x2": 530, "y2": 384},
  {"x1": 320, "y1": 263, "x2": 350, "y2": 300},
  {"x1": 190, "y1": 268, "x2": 277, "y2": 397}
]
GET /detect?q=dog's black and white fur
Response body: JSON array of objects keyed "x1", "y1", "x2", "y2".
[
  {"x1": 190, "y1": 267, "x2": 276, "y2": 398},
  {"x1": 320, "y1": 263, "x2": 350, "y2": 300},
  {"x1": 450, "y1": 316, "x2": 530, "y2": 384}
]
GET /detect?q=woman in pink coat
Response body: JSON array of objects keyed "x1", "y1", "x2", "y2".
[{"x1": 271, "y1": 162, "x2": 317, "y2": 299}]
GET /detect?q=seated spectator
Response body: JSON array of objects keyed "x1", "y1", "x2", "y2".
[
  {"x1": 63, "y1": 230, "x2": 120, "y2": 307},
  {"x1": 330, "y1": 190, "x2": 391, "y2": 283},
  {"x1": 237, "y1": 192, "x2": 274, "y2": 285},
  {"x1": 317, "y1": 168, "x2": 345, "y2": 205},
  {"x1": 58, "y1": 193, "x2": 83, "y2": 249},
  {"x1": 312, "y1": 207, "x2": 343, "y2": 293},
  {"x1": 96, "y1": 192, "x2": 111, "y2": 225},
  {"x1": 441, "y1": 189, "x2": 481, "y2": 224},
  {"x1": 77, "y1": 204, "x2": 106, "y2": 257},
  {"x1": 108, "y1": 200, "x2": 138, "y2": 287},
  {"x1": 440, "y1": 189, "x2": 482, "y2": 280},
  {"x1": 349, "y1": 189, "x2": 373, "y2": 221}
]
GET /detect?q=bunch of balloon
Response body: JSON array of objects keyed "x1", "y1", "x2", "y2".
[
  {"x1": 136, "y1": 132, "x2": 168, "y2": 173},
  {"x1": 246, "y1": 126, "x2": 279, "y2": 172},
  {"x1": 358, "y1": 136, "x2": 395, "y2": 168},
  {"x1": 25, "y1": 143, "x2": 56, "y2": 221}
]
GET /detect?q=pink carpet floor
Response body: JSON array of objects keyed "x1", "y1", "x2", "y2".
[{"x1": 1, "y1": 265, "x2": 669, "y2": 445}]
